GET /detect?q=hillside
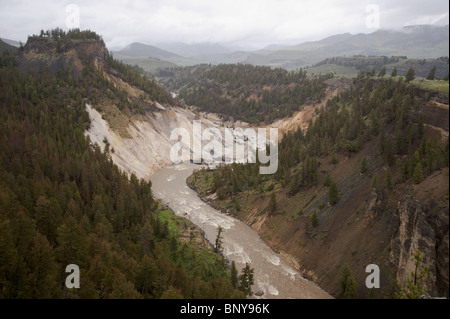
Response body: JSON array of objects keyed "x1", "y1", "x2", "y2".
[
  {"x1": 117, "y1": 25, "x2": 449, "y2": 72},
  {"x1": 117, "y1": 42, "x2": 182, "y2": 59},
  {"x1": 246, "y1": 25, "x2": 450, "y2": 69},
  {"x1": 156, "y1": 64, "x2": 333, "y2": 124},
  {"x1": 0, "y1": 39, "x2": 18, "y2": 54},
  {"x1": 157, "y1": 42, "x2": 232, "y2": 57},
  {"x1": 308, "y1": 56, "x2": 449, "y2": 82},
  {"x1": 0, "y1": 29, "x2": 245, "y2": 299},
  {"x1": 113, "y1": 42, "x2": 197, "y2": 68},
  {"x1": 188, "y1": 77, "x2": 449, "y2": 298}
]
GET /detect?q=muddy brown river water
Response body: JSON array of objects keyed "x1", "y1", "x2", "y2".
[{"x1": 150, "y1": 163, "x2": 332, "y2": 299}]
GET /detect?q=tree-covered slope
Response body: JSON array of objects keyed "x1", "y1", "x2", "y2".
[
  {"x1": 188, "y1": 76, "x2": 449, "y2": 298},
  {"x1": 157, "y1": 64, "x2": 332, "y2": 124},
  {"x1": 0, "y1": 29, "x2": 244, "y2": 299}
]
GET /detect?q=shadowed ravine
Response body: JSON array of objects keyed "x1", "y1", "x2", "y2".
[{"x1": 150, "y1": 163, "x2": 332, "y2": 299}]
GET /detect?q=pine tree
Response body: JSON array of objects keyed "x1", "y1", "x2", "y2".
[
  {"x1": 339, "y1": 263, "x2": 358, "y2": 299},
  {"x1": 405, "y1": 67, "x2": 415, "y2": 83},
  {"x1": 27, "y1": 233, "x2": 58, "y2": 298},
  {"x1": 136, "y1": 256, "x2": 158, "y2": 297},
  {"x1": 289, "y1": 174, "x2": 300, "y2": 194},
  {"x1": 343, "y1": 275, "x2": 358, "y2": 299},
  {"x1": 330, "y1": 153, "x2": 338, "y2": 165},
  {"x1": 325, "y1": 173, "x2": 332, "y2": 187},
  {"x1": 360, "y1": 157, "x2": 368, "y2": 174},
  {"x1": 426, "y1": 66, "x2": 436, "y2": 80},
  {"x1": 399, "y1": 250, "x2": 429, "y2": 299},
  {"x1": 417, "y1": 114, "x2": 424, "y2": 140},
  {"x1": 382, "y1": 136, "x2": 395, "y2": 166},
  {"x1": 413, "y1": 162, "x2": 423, "y2": 184},
  {"x1": 391, "y1": 67, "x2": 397, "y2": 77},
  {"x1": 230, "y1": 261, "x2": 238, "y2": 289},
  {"x1": 232, "y1": 173, "x2": 239, "y2": 194},
  {"x1": 238, "y1": 263, "x2": 254, "y2": 296},
  {"x1": 215, "y1": 226, "x2": 223, "y2": 253},
  {"x1": 311, "y1": 210, "x2": 319, "y2": 227},
  {"x1": 329, "y1": 181, "x2": 339, "y2": 205}
]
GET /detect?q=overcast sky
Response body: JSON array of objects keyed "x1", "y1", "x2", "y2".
[{"x1": 0, "y1": 0, "x2": 448, "y2": 50}]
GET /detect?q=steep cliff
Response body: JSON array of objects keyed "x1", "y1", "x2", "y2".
[
  {"x1": 16, "y1": 32, "x2": 225, "y2": 179},
  {"x1": 390, "y1": 196, "x2": 449, "y2": 296},
  {"x1": 17, "y1": 35, "x2": 108, "y2": 77},
  {"x1": 85, "y1": 103, "x2": 221, "y2": 179}
]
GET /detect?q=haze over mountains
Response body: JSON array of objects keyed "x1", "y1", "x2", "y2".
[{"x1": 112, "y1": 24, "x2": 449, "y2": 71}]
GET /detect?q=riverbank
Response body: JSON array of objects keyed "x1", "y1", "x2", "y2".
[
  {"x1": 186, "y1": 168, "x2": 331, "y2": 293},
  {"x1": 150, "y1": 163, "x2": 333, "y2": 299}
]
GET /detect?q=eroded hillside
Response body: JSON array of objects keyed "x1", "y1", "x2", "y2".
[
  {"x1": 89, "y1": 58, "x2": 449, "y2": 298},
  {"x1": 90, "y1": 54, "x2": 449, "y2": 298},
  {"x1": 187, "y1": 79, "x2": 450, "y2": 298}
]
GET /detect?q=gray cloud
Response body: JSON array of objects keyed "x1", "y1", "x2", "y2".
[{"x1": 0, "y1": 0, "x2": 448, "y2": 50}]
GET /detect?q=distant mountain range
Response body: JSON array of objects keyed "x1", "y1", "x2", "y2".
[
  {"x1": 3, "y1": 24, "x2": 448, "y2": 72},
  {"x1": 0, "y1": 39, "x2": 18, "y2": 54},
  {"x1": 0, "y1": 37, "x2": 21, "y2": 47},
  {"x1": 156, "y1": 42, "x2": 232, "y2": 57},
  {"x1": 112, "y1": 42, "x2": 196, "y2": 73},
  {"x1": 112, "y1": 25, "x2": 449, "y2": 72}
]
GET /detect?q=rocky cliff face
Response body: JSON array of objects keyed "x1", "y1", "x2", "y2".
[
  {"x1": 389, "y1": 198, "x2": 449, "y2": 296},
  {"x1": 18, "y1": 36, "x2": 108, "y2": 77}
]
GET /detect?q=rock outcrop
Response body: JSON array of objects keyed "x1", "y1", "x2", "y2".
[
  {"x1": 390, "y1": 197, "x2": 449, "y2": 297},
  {"x1": 18, "y1": 36, "x2": 108, "y2": 77}
]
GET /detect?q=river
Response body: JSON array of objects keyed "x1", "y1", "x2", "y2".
[{"x1": 150, "y1": 163, "x2": 332, "y2": 299}]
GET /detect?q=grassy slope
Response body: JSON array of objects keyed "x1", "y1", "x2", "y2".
[{"x1": 410, "y1": 77, "x2": 449, "y2": 93}]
